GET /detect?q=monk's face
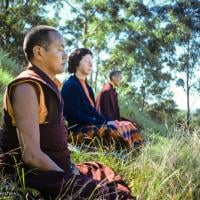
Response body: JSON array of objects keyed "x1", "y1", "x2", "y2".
[
  {"x1": 112, "y1": 74, "x2": 122, "y2": 87},
  {"x1": 35, "y1": 31, "x2": 67, "y2": 76},
  {"x1": 77, "y1": 54, "x2": 93, "y2": 76}
]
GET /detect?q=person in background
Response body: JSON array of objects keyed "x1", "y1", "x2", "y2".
[
  {"x1": 0, "y1": 25, "x2": 135, "y2": 199},
  {"x1": 96, "y1": 70, "x2": 122, "y2": 121},
  {"x1": 96, "y1": 70, "x2": 143, "y2": 147},
  {"x1": 61, "y1": 48, "x2": 144, "y2": 148}
]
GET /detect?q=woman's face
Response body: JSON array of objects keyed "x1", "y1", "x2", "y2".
[{"x1": 77, "y1": 54, "x2": 93, "y2": 76}]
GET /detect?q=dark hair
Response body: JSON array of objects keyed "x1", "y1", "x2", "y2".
[
  {"x1": 68, "y1": 48, "x2": 93, "y2": 73},
  {"x1": 23, "y1": 25, "x2": 60, "y2": 61},
  {"x1": 109, "y1": 70, "x2": 121, "y2": 81}
]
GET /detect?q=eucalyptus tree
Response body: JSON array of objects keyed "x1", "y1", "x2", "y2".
[{"x1": 154, "y1": 0, "x2": 200, "y2": 127}]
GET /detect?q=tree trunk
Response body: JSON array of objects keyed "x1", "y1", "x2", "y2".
[
  {"x1": 82, "y1": 12, "x2": 88, "y2": 46},
  {"x1": 5, "y1": 0, "x2": 9, "y2": 9},
  {"x1": 186, "y1": 71, "x2": 190, "y2": 128},
  {"x1": 186, "y1": 41, "x2": 190, "y2": 128},
  {"x1": 94, "y1": 49, "x2": 100, "y2": 93},
  {"x1": 141, "y1": 85, "x2": 146, "y2": 113}
]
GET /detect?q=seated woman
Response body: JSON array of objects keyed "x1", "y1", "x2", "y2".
[{"x1": 61, "y1": 48, "x2": 144, "y2": 148}]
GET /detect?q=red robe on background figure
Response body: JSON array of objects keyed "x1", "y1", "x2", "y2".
[
  {"x1": 96, "y1": 82, "x2": 120, "y2": 120},
  {"x1": 96, "y1": 82, "x2": 140, "y2": 129}
]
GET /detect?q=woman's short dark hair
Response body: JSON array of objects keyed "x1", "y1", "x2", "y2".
[
  {"x1": 68, "y1": 48, "x2": 93, "y2": 73},
  {"x1": 23, "y1": 25, "x2": 60, "y2": 62}
]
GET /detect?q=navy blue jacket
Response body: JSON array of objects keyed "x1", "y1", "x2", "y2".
[{"x1": 61, "y1": 75, "x2": 109, "y2": 132}]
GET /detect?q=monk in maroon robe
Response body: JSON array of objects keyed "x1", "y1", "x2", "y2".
[
  {"x1": 96, "y1": 70, "x2": 143, "y2": 144},
  {"x1": 96, "y1": 70, "x2": 121, "y2": 121}
]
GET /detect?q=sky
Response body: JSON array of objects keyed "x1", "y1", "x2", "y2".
[
  {"x1": 171, "y1": 85, "x2": 200, "y2": 112},
  {"x1": 51, "y1": 1, "x2": 200, "y2": 112}
]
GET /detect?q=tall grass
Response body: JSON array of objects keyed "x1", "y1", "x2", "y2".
[
  {"x1": 1, "y1": 128, "x2": 199, "y2": 199},
  {"x1": 71, "y1": 129, "x2": 200, "y2": 200},
  {"x1": 129, "y1": 130, "x2": 200, "y2": 199}
]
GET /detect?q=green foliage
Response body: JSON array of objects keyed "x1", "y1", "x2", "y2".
[
  {"x1": 0, "y1": 49, "x2": 15, "y2": 121},
  {"x1": 154, "y1": 0, "x2": 200, "y2": 126},
  {"x1": 0, "y1": 69, "x2": 13, "y2": 120},
  {"x1": 1, "y1": 0, "x2": 199, "y2": 125},
  {"x1": 64, "y1": 0, "x2": 177, "y2": 114},
  {"x1": 0, "y1": 0, "x2": 59, "y2": 64},
  {"x1": 146, "y1": 99, "x2": 178, "y2": 125},
  {"x1": 0, "y1": 69, "x2": 13, "y2": 88},
  {"x1": 119, "y1": 95, "x2": 166, "y2": 134},
  {"x1": 0, "y1": 49, "x2": 23, "y2": 75},
  {"x1": 62, "y1": 0, "x2": 199, "y2": 125},
  {"x1": 191, "y1": 109, "x2": 200, "y2": 128}
]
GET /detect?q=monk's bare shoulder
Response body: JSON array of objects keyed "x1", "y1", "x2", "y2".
[{"x1": 11, "y1": 82, "x2": 39, "y2": 106}]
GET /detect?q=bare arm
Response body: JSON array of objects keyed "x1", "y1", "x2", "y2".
[{"x1": 12, "y1": 83, "x2": 64, "y2": 172}]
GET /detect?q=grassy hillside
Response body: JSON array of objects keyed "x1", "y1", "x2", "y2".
[
  {"x1": 72, "y1": 129, "x2": 200, "y2": 200},
  {"x1": 119, "y1": 95, "x2": 167, "y2": 134},
  {"x1": 0, "y1": 129, "x2": 199, "y2": 199}
]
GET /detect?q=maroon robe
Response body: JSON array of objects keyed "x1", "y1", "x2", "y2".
[
  {"x1": 96, "y1": 82, "x2": 120, "y2": 120},
  {"x1": 96, "y1": 82, "x2": 142, "y2": 130}
]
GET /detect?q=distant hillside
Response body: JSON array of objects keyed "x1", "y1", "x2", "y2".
[{"x1": 119, "y1": 96, "x2": 167, "y2": 134}]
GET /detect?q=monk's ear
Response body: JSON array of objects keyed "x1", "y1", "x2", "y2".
[{"x1": 32, "y1": 45, "x2": 45, "y2": 61}]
